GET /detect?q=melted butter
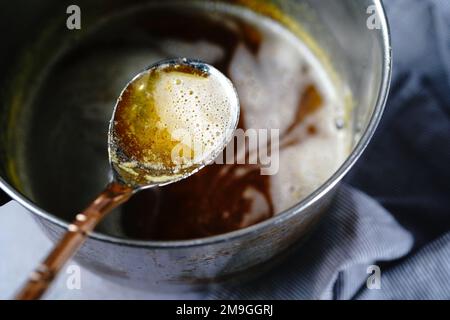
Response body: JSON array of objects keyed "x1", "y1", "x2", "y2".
[{"x1": 110, "y1": 62, "x2": 238, "y2": 186}]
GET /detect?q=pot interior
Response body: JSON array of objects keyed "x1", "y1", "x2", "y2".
[{"x1": 0, "y1": 0, "x2": 387, "y2": 241}]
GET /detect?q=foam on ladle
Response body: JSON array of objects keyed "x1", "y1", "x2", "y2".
[{"x1": 110, "y1": 58, "x2": 240, "y2": 187}]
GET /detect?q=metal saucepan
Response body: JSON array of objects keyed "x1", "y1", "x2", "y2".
[{"x1": 0, "y1": 0, "x2": 391, "y2": 291}]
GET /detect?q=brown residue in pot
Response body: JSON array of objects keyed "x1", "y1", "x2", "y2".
[{"x1": 119, "y1": 6, "x2": 324, "y2": 240}]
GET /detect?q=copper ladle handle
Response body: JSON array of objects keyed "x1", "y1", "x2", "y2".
[{"x1": 15, "y1": 181, "x2": 133, "y2": 300}]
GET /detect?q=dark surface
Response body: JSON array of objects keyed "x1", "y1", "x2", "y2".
[
  {"x1": 346, "y1": 0, "x2": 450, "y2": 249},
  {"x1": 0, "y1": 190, "x2": 9, "y2": 206}
]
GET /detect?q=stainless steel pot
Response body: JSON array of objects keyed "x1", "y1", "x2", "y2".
[{"x1": 0, "y1": 0, "x2": 391, "y2": 291}]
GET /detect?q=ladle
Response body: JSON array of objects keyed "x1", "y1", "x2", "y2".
[{"x1": 15, "y1": 58, "x2": 240, "y2": 300}]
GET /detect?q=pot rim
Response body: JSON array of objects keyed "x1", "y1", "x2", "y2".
[{"x1": 0, "y1": 0, "x2": 392, "y2": 249}]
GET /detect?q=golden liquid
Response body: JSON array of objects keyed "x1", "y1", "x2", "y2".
[{"x1": 110, "y1": 63, "x2": 236, "y2": 186}]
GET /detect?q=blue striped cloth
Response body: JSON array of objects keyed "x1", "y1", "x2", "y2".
[{"x1": 208, "y1": 0, "x2": 450, "y2": 300}]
